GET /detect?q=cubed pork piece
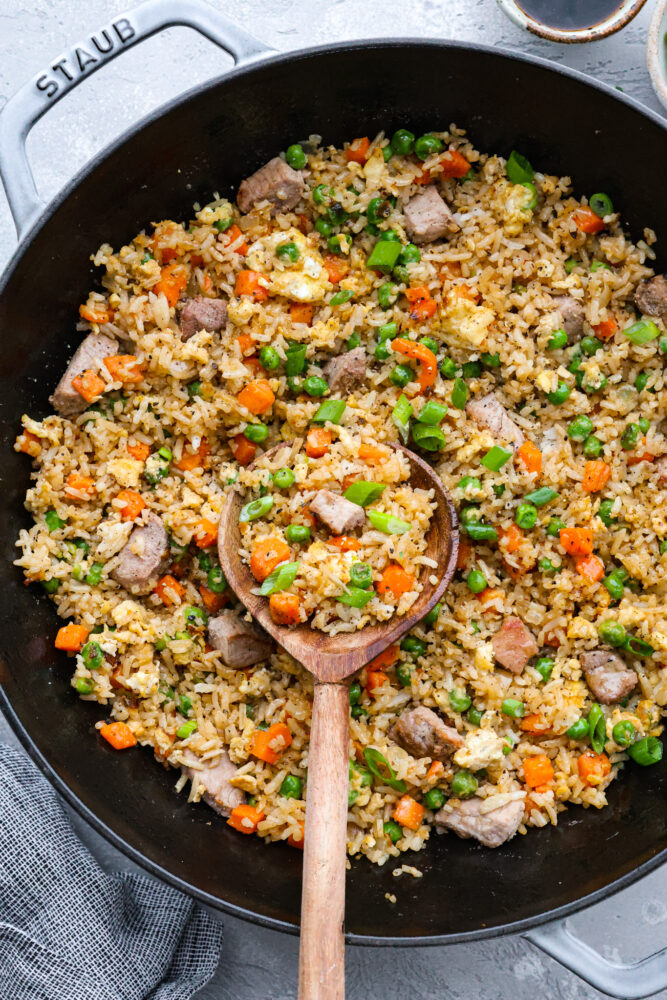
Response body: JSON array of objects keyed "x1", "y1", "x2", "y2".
[
  {"x1": 111, "y1": 512, "x2": 168, "y2": 595},
  {"x1": 465, "y1": 392, "x2": 525, "y2": 448},
  {"x1": 404, "y1": 186, "x2": 460, "y2": 245},
  {"x1": 322, "y1": 347, "x2": 367, "y2": 395},
  {"x1": 580, "y1": 649, "x2": 637, "y2": 704},
  {"x1": 181, "y1": 749, "x2": 244, "y2": 817},
  {"x1": 492, "y1": 617, "x2": 539, "y2": 674},
  {"x1": 435, "y1": 797, "x2": 524, "y2": 848},
  {"x1": 207, "y1": 610, "x2": 273, "y2": 668},
  {"x1": 390, "y1": 706, "x2": 464, "y2": 761},
  {"x1": 49, "y1": 333, "x2": 118, "y2": 417},
  {"x1": 309, "y1": 489, "x2": 365, "y2": 535},
  {"x1": 634, "y1": 274, "x2": 667, "y2": 323},
  {"x1": 237, "y1": 157, "x2": 304, "y2": 215},
  {"x1": 179, "y1": 296, "x2": 228, "y2": 341},
  {"x1": 552, "y1": 295, "x2": 585, "y2": 342}
]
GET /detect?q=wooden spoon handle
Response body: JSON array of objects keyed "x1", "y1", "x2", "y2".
[{"x1": 298, "y1": 680, "x2": 350, "y2": 1000}]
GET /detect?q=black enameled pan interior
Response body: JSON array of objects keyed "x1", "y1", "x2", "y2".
[{"x1": 0, "y1": 41, "x2": 665, "y2": 943}]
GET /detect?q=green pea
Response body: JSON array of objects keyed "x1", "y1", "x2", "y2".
[
  {"x1": 612, "y1": 721, "x2": 636, "y2": 747},
  {"x1": 280, "y1": 775, "x2": 303, "y2": 799},
  {"x1": 259, "y1": 345, "x2": 281, "y2": 371},
  {"x1": 414, "y1": 134, "x2": 443, "y2": 161},
  {"x1": 423, "y1": 602, "x2": 442, "y2": 627},
  {"x1": 383, "y1": 145, "x2": 394, "y2": 161},
  {"x1": 581, "y1": 336, "x2": 602, "y2": 357},
  {"x1": 451, "y1": 770, "x2": 478, "y2": 798},
  {"x1": 565, "y1": 259, "x2": 578, "y2": 274},
  {"x1": 328, "y1": 234, "x2": 350, "y2": 255},
  {"x1": 603, "y1": 567, "x2": 627, "y2": 601},
  {"x1": 566, "y1": 718, "x2": 589, "y2": 740},
  {"x1": 439, "y1": 357, "x2": 457, "y2": 379},
  {"x1": 583, "y1": 435, "x2": 603, "y2": 459},
  {"x1": 276, "y1": 240, "x2": 300, "y2": 263},
  {"x1": 303, "y1": 375, "x2": 329, "y2": 397},
  {"x1": 42, "y1": 578, "x2": 60, "y2": 594},
  {"x1": 390, "y1": 364, "x2": 413, "y2": 388},
  {"x1": 466, "y1": 705, "x2": 484, "y2": 726},
  {"x1": 326, "y1": 201, "x2": 348, "y2": 226},
  {"x1": 81, "y1": 641, "x2": 104, "y2": 670},
  {"x1": 391, "y1": 129, "x2": 415, "y2": 155},
  {"x1": 384, "y1": 820, "x2": 403, "y2": 843},
  {"x1": 243, "y1": 423, "x2": 269, "y2": 443},
  {"x1": 548, "y1": 329, "x2": 568, "y2": 350},
  {"x1": 515, "y1": 502, "x2": 537, "y2": 530},
  {"x1": 638, "y1": 417, "x2": 650, "y2": 434},
  {"x1": 351, "y1": 704, "x2": 368, "y2": 719},
  {"x1": 621, "y1": 423, "x2": 640, "y2": 450},
  {"x1": 74, "y1": 677, "x2": 95, "y2": 695},
  {"x1": 377, "y1": 282, "x2": 398, "y2": 309},
  {"x1": 466, "y1": 569, "x2": 487, "y2": 594},
  {"x1": 285, "y1": 524, "x2": 311, "y2": 544},
  {"x1": 598, "y1": 619, "x2": 627, "y2": 647},
  {"x1": 634, "y1": 372, "x2": 649, "y2": 392},
  {"x1": 547, "y1": 381, "x2": 571, "y2": 405},
  {"x1": 481, "y1": 352, "x2": 501, "y2": 368},
  {"x1": 184, "y1": 606, "x2": 208, "y2": 627},
  {"x1": 598, "y1": 499, "x2": 617, "y2": 527},
  {"x1": 419, "y1": 335, "x2": 438, "y2": 354},
  {"x1": 546, "y1": 517, "x2": 566, "y2": 537},
  {"x1": 458, "y1": 476, "x2": 482, "y2": 493},
  {"x1": 449, "y1": 688, "x2": 472, "y2": 712},
  {"x1": 315, "y1": 218, "x2": 334, "y2": 237},
  {"x1": 273, "y1": 467, "x2": 295, "y2": 489},
  {"x1": 396, "y1": 662, "x2": 414, "y2": 688},
  {"x1": 539, "y1": 557, "x2": 560, "y2": 576},
  {"x1": 400, "y1": 635, "x2": 427, "y2": 658},
  {"x1": 367, "y1": 197, "x2": 392, "y2": 225},
  {"x1": 423, "y1": 787, "x2": 446, "y2": 811},
  {"x1": 501, "y1": 698, "x2": 525, "y2": 718},
  {"x1": 534, "y1": 656, "x2": 554, "y2": 682},
  {"x1": 312, "y1": 184, "x2": 332, "y2": 206},
  {"x1": 578, "y1": 370, "x2": 607, "y2": 395},
  {"x1": 567, "y1": 415, "x2": 594, "y2": 441},
  {"x1": 462, "y1": 360, "x2": 482, "y2": 379},
  {"x1": 207, "y1": 566, "x2": 227, "y2": 593},
  {"x1": 285, "y1": 144, "x2": 307, "y2": 169},
  {"x1": 400, "y1": 244, "x2": 421, "y2": 266},
  {"x1": 86, "y1": 563, "x2": 104, "y2": 586}
]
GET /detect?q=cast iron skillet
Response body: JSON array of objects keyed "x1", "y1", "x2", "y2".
[{"x1": 0, "y1": 0, "x2": 666, "y2": 991}]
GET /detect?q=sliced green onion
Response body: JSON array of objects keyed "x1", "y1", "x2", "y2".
[
  {"x1": 523, "y1": 487, "x2": 559, "y2": 507},
  {"x1": 259, "y1": 561, "x2": 299, "y2": 596},
  {"x1": 501, "y1": 698, "x2": 525, "y2": 719},
  {"x1": 418, "y1": 400, "x2": 448, "y2": 425},
  {"x1": 366, "y1": 240, "x2": 402, "y2": 273},
  {"x1": 239, "y1": 496, "x2": 274, "y2": 523},
  {"x1": 506, "y1": 150, "x2": 534, "y2": 184},
  {"x1": 363, "y1": 747, "x2": 406, "y2": 792},
  {"x1": 411, "y1": 422, "x2": 446, "y2": 452},
  {"x1": 622, "y1": 635, "x2": 654, "y2": 658},
  {"x1": 312, "y1": 399, "x2": 346, "y2": 424},
  {"x1": 481, "y1": 445, "x2": 513, "y2": 471},
  {"x1": 330, "y1": 289, "x2": 354, "y2": 306},
  {"x1": 367, "y1": 510, "x2": 411, "y2": 535},
  {"x1": 588, "y1": 703, "x2": 606, "y2": 754},
  {"x1": 285, "y1": 343, "x2": 308, "y2": 376},
  {"x1": 344, "y1": 481, "x2": 386, "y2": 507},
  {"x1": 176, "y1": 720, "x2": 198, "y2": 740},
  {"x1": 392, "y1": 393, "x2": 413, "y2": 444},
  {"x1": 627, "y1": 736, "x2": 663, "y2": 766},
  {"x1": 451, "y1": 378, "x2": 468, "y2": 409},
  {"x1": 464, "y1": 522, "x2": 498, "y2": 542},
  {"x1": 337, "y1": 585, "x2": 375, "y2": 608},
  {"x1": 623, "y1": 320, "x2": 660, "y2": 345},
  {"x1": 45, "y1": 509, "x2": 66, "y2": 532}
]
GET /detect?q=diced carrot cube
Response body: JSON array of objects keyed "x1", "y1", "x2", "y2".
[
  {"x1": 55, "y1": 623, "x2": 89, "y2": 651},
  {"x1": 269, "y1": 592, "x2": 301, "y2": 626},
  {"x1": 251, "y1": 722, "x2": 293, "y2": 764},
  {"x1": 155, "y1": 574, "x2": 185, "y2": 606},
  {"x1": 238, "y1": 379, "x2": 275, "y2": 415},
  {"x1": 227, "y1": 804, "x2": 265, "y2": 834},
  {"x1": 193, "y1": 517, "x2": 218, "y2": 548},
  {"x1": 115, "y1": 489, "x2": 146, "y2": 522},
  {"x1": 393, "y1": 794, "x2": 424, "y2": 830},
  {"x1": 523, "y1": 754, "x2": 554, "y2": 788},
  {"x1": 100, "y1": 721, "x2": 137, "y2": 750},
  {"x1": 71, "y1": 369, "x2": 106, "y2": 403}
]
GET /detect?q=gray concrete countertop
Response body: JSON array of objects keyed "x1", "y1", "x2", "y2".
[{"x1": 0, "y1": 1, "x2": 665, "y2": 997}]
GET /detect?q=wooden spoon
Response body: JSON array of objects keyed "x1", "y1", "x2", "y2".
[{"x1": 217, "y1": 443, "x2": 459, "y2": 1000}]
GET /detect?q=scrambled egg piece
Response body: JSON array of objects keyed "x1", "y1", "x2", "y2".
[
  {"x1": 246, "y1": 228, "x2": 330, "y2": 303},
  {"x1": 474, "y1": 641, "x2": 495, "y2": 672},
  {"x1": 502, "y1": 181, "x2": 535, "y2": 236},
  {"x1": 454, "y1": 729, "x2": 505, "y2": 770},
  {"x1": 439, "y1": 290, "x2": 494, "y2": 348},
  {"x1": 107, "y1": 456, "x2": 142, "y2": 488}
]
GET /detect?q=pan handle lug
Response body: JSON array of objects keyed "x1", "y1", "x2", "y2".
[
  {"x1": 526, "y1": 919, "x2": 667, "y2": 999},
  {"x1": 0, "y1": 0, "x2": 271, "y2": 240}
]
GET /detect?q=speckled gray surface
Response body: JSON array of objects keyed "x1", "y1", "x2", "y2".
[{"x1": 0, "y1": 1, "x2": 666, "y2": 997}]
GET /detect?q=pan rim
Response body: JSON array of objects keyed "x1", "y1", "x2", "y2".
[{"x1": 0, "y1": 35, "x2": 665, "y2": 944}]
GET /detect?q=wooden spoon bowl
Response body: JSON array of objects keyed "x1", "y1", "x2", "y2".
[
  {"x1": 217, "y1": 442, "x2": 458, "y2": 1000},
  {"x1": 218, "y1": 442, "x2": 459, "y2": 680}
]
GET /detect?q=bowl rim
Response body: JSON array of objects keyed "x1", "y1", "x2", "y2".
[
  {"x1": 1, "y1": 35, "x2": 666, "y2": 944},
  {"x1": 496, "y1": 0, "x2": 648, "y2": 43},
  {"x1": 647, "y1": 0, "x2": 667, "y2": 112}
]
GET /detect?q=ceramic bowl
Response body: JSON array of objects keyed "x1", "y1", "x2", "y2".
[
  {"x1": 647, "y1": 0, "x2": 667, "y2": 112},
  {"x1": 497, "y1": 0, "x2": 647, "y2": 43}
]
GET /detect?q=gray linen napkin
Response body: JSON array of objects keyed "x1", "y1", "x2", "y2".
[{"x1": 0, "y1": 744, "x2": 223, "y2": 1000}]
